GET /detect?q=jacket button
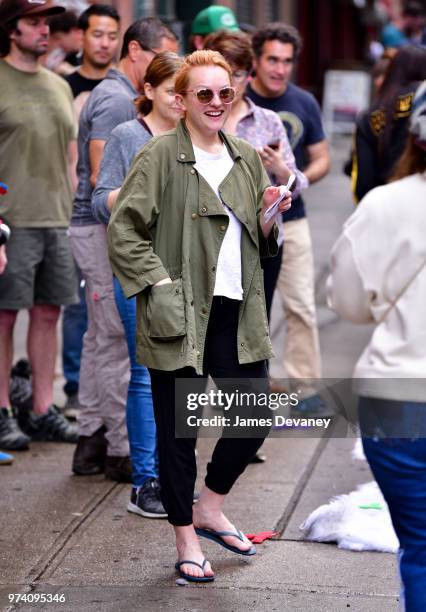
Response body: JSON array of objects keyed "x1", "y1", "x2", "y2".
[
  {"x1": 201, "y1": 307, "x2": 208, "y2": 314},
  {"x1": 257, "y1": 290, "x2": 261, "y2": 295},
  {"x1": 175, "y1": 288, "x2": 180, "y2": 294},
  {"x1": 191, "y1": 213, "x2": 197, "y2": 220},
  {"x1": 212, "y1": 266, "x2": 216, "y2": 272},
  {"x1": 240, "y1": 342, "x2": 245, "y2": 347},
  {"x1": 190, "y1": 300, "x2": 194, "y2": 306},
  {"x1": 180, "y1": 153, "x2": 186, "y2": 159},
  {"x1": 190, "y1": 168, "x2": 195, "y2": 174},
  {"x1": 201, "y1": 206, "x2": 207, "y2": 214},
  {"x1": 220, "y1": 225, "x2": 226, "y2": 231}
]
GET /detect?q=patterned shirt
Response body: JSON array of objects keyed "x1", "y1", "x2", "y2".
[{"x1": 234, "y1": 97, "x2": 308, "y2": 199}]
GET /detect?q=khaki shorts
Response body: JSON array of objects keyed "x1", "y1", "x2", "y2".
[{"x1": 0, "y1": 228, "x2": 78, "y2": 310}]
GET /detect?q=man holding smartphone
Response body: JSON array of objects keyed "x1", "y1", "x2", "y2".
[{"x1": 247, "y1": 23, "x2": 330, "y2": 415}]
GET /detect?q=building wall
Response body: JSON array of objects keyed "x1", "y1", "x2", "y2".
[{"x1": 295, "y1": 0, "x2": 367, "y2": 98}]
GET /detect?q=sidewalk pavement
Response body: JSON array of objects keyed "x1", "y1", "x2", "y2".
[{"x1": 1, "y1": 136, "x2": 399, "y2": 611}]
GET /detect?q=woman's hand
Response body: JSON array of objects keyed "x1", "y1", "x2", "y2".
[
  {"x1": 262, "y1": 185, "x2": 292, "y2": 215},
  {"x1": 107, "y1": 188, "x2": 121, "y2": 211},
  {"x1": 259, "y1": 185, "x2": 292, "y2": 238}
]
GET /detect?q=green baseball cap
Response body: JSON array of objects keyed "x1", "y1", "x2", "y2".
[{"x1": 191, "y1": 5, "x2": 240, "y2": 35}]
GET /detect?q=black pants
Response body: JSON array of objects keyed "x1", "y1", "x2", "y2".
[
  {"x1": 261, "y1": 245, "x2": 283, "y2": 321},
  {"x1": 149, "y1": 297, "x2": 269, "y2": 526}
]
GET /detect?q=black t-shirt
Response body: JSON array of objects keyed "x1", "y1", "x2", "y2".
[
  {"x1": 247, "y1": 82, "x2": 325, "y2": 221},
  {"x1": 65, "y1": 52, "x2": 82, "y2": 68},
  {"x1": 64, "y1": 71, "x2": 104, "y2": 98}
]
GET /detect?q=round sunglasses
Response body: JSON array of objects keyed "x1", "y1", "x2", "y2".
[{"x1": 183, "y1": 86, "x2": 236, "y2": 105}]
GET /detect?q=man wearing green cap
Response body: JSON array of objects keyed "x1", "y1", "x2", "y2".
[{"x1": 190, "y1": 5, "x2": 239, "y2": 50}]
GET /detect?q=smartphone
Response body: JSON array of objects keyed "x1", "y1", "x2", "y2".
[
  {"x1": 263, "y1": 174, "x2": 296, "y2": 223},
  {"x1": 267, "y1": 141, "x2": 280, "y2": 151}
]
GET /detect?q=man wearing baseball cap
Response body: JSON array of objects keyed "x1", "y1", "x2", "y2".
[
  {"x1": 1, "y1": 0, "x2": 64, "y2": 19},
  {"x1": 0, "y1": 0, "x2": 65, "y2": 54},
  {"x1": 0, "y1": 0, "x2": 79, "y2": 450},
  {"x1": 190, "y1": 5, "x2": 239, "y2": 50}
]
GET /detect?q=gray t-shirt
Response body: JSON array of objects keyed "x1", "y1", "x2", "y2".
[
  {"x1": 71, "y1": 69, "x2": 138, "y2": 226},
  {"x1": 92, "y1": 119, "x2": 152, "y2": 225}
]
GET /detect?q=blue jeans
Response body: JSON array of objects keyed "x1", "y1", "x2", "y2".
[
  {"x1": 113, "y1": 277, "x2": 158, "y2": 486},
  {"x1": 359, "y1": 397, "x2": 426, "y2": 612},
  {"x1": 62, "y1": 264, "x2": 87, "y2": 396}
]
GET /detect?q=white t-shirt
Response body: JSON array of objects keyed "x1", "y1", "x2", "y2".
[{"x1": 193, "y1": 144, "x2": 243, "y2": 300}]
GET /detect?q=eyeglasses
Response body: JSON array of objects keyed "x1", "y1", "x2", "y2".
[
  {"x1": 183, "y1": 86, "x2": 236, "y2": 105},
  {"x1": 231, "y1": 69, "x2": 249, "y2": 81}
]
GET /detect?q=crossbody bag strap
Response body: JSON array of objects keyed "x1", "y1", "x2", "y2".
[{"x1": 378, "y1": 258, "x2": 426, "y2": 323}]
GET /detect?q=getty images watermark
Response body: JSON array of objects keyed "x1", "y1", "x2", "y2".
[
  {"x1": 174, "y1": 378, "x2": 365, "y2": 438},
  {"x1": 183, "y1": 388, "x2": 332, "y2": 432}
]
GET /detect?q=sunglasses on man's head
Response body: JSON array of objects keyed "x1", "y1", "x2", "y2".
[
  {"x1": 183, "y1": 86, "x2": 236, "y2": 105},
  {"x1": 138, "y1": 42, "x2": 157, "y2": 56}
]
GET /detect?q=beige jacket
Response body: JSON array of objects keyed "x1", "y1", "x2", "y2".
[{"x1": 327, "y1": 172, "x2": 426, "y2": 401}]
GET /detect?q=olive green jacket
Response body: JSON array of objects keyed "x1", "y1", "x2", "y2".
[{"x1": 107, "y1": 119, "x2": 278, "y2": 374}]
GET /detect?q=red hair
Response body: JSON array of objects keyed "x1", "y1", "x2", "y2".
[{"x1": 174, "y1": 49, "x2": 232, "y2": 95}]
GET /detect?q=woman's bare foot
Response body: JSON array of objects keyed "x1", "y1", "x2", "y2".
[
  {"x1": 192, "y1": 488, "x2": 253, "y2": 552},
  {"x1": 175, "y1": 525, "x2": 214, "y2": 580}
]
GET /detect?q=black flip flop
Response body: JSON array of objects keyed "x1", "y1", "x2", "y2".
[
  {"x1": 195, "y1": 527, "x2": 257, "y2": 556},
  {"x1": 175, "y1": 558, "x2": 214, "y2": 583}
]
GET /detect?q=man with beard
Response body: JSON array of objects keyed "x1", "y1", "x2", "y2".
[{"x1": 0, "y1": 0, "x2": 78, "y2": 450}]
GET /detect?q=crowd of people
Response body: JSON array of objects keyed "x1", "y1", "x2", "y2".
[
  {"x1": 379, "y1": 0, "x2": 426, "y2": 50},
  {"x1": 0, "y1": 0, "x2": 425, "y2": 604}
]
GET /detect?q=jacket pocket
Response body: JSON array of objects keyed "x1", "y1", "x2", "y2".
[{"x1": 147, "y1": 278, "x2": 186, "y2": 340}]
